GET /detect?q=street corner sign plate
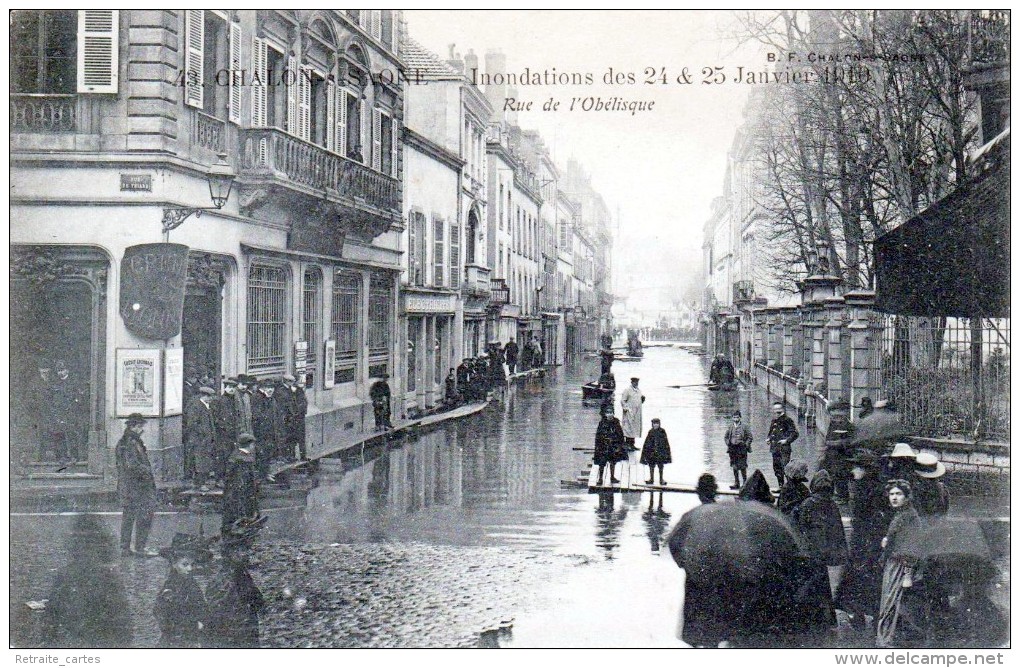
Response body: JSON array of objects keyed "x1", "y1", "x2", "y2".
[{"x1": 120, "y1": 243, "x2": 190, "y2": 340}]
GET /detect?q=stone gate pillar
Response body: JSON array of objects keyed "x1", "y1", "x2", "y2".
[
  {"x1": 845, "y1": 290, "x2": 882, "y2": 420},
  {"x1": 824, "y1": 295, "x2": 847, "y2": 403}
]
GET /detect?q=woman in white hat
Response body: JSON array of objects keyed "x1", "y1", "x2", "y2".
[{"x1": 912, "y1": 453, "x2": 949, "y2": 516}]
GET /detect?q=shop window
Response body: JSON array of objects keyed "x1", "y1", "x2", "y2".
[
  {"x1": 247, "y1": 263, "x2": 288, "y2": 373},
  {"x1": 332, "y1": 270, "x2": 361, "y2": 383},
  {"x1": 368, "y1": 273, "x2": 392, "y2": 370},
  {"x1": 407, "y1": 318, "x2": 420, "y2": 392}
]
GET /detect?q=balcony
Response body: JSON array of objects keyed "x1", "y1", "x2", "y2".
[
  {"x1": 463, "y1": 263, "x2": 491, "y2": 297},
  {"x1": 11, "y1": 94, "x2": 97, "y2": 134},
  {"x1": 489, "y1": 278, "x2": 510, "y2": 305},
  {"x1": 733, "y1": 280, "x2": 755, "y2": 304},
  {"x1": 191, "y1": 110, "x2": 226, "y2": 154},
  {"x1": 238, "y1": 127, "x2": 401, "y2": 242}
]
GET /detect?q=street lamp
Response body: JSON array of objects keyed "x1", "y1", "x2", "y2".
[{"x1": 162, "y1": 153, "x2": 236, "y2": 233}]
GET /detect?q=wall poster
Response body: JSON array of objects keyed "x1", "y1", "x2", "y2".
[
  {"x1": 323, "y1": 339, "x2": 336, "y2": 389},
  {"x1": 115, "y1": 348, "x2": 161, "y2": 417},
  {"x1": 163, "y1": 346, "x2": 184, "y2": 416}
]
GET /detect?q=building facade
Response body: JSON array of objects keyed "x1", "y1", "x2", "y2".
[{"x1": 11, "y1": 9, "x2": 404, "y2": 488}]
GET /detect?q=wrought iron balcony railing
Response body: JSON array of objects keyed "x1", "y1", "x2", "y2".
[{"x1": 489, "y1": 278, "x2": 510, "y2": 305}]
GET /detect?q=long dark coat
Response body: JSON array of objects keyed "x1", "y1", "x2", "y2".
[
  {"x1": 154, "y1": 570, "x2": 208, "y2": 647},
  {"x1": 222, "y1": 452, "x2": 258, "y2": 530},
  {"x1": 204, "y1": 564, "x2": 264, "y2": 648},
  {"x1": 639, "y1": 426, "x2": 672, "y2": 465},
  {"x1": 913, "y1": 479, "x2": 950, "y2": 516},
  {"x1": 834, "y1": 472, "x2": 890, "y2": 617},
  {"x1": 184, "y1": 396, "x2": 216, "y2": 479},
  {"x1": 251, "y1": 390, "x2": 287, "y2": 460},
  {"x1": 776, "y1": 479, "x2": 810, "y2": 516},
  {"x1": 593, "y1": 416, "x2": 628, "y2": 466},
  {"x1": 115, "y1": 430, "x2": 157, "y2": 509},
  {"x1": 211, "y1": 394, "x2": 239, "y2": 473},
  {"x1": 796, "y1": 492, "x2": 848, "y2": 566},
  {"x1": 281, "y1": 385, "x2": 308, "y2": 452}
]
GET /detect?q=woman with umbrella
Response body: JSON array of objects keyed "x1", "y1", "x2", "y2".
[
  {"x1": 835, "y1": 449, "x2": 890, "y2": 631},
  {"x1": 593, "y1": 403, "x2": 628, "y2": 486},
  {"x1": 876, "y1": 479, "x2": 922, "y2": 647}
]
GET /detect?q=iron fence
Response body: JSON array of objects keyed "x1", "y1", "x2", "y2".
[{"x1": 879, "y1": 315, "x2": 1010, "y2": 441}]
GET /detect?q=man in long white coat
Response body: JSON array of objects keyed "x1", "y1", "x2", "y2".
[{"x1": 620, "y1": 377, "x2": 645, "y2": 451}]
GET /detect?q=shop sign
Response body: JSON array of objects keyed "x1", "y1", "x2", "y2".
[
  {"x1": 404, "y1": 293, "x2": 455, "y2": 313},
  {"x1": 120, "y1": 243, "x2": 190, "y2": 340},
  {"x1": 116, "y1": 348, "x2": 161, "y2": 417},
  {"x1": 323, "y1": 340, "x2": 336, "y2": 389},
  {"x1": 163, "y1": 347, "x2": 184, "y2": 416},
  {"x1": 294, "y1": 340, "x2": 308, "y2": 386}
]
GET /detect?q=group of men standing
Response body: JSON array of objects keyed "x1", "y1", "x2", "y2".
[
  {"x1": 503, "y1": 336, "x2": 544, "y2": 375},
  {"x1": 182, "y1": 372, "x2": 308, "y2": 488}
]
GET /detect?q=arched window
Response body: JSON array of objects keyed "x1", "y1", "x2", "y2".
[{"x1": 247, "y1": 262, "x2": 289, "y2": 373}]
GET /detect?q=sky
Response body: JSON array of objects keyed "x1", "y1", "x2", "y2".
[{"x1": 404, "y1": 10, "x2": 764, "y2": 312}]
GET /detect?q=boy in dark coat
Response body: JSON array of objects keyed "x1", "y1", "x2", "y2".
[
  {"x1": 154, "y1": 534, "x2": 212, "y2": 647},
  {"x1": 640, "y1": 417, "x2": 672, "y2": 485},
  {"x1": 724, "y1": 410, "x2": 753, "y2": 489},
  {"x1": 222, "y1": 434, "x2": 259, "y2": 533},
  {"x1": 593, "y1": 404, "x2": 628, "y2": 486},
  {"x1": 115, "y1": 414, "x2": 159, "y2": 557}
]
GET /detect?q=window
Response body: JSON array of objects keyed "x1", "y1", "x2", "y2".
[
  {"x1": 380, "y1": 111, "x2": 395, "y2": 175},
  {"x1": 201, "y1": 12, "x2": 228, "y2": 118},
  {"x1": 449, "y1": 219, "x2": 461, "y2": 289},
  {"x1": 381, "y1": 11, "x2": 394, "y2": 49},
  {"x1": 498, "y1": 185, "x2": 504, "y2": 229},
  {"x1": 302, "y1": 268, "x2": 321, "y2": 375},
  {"x1": 346, "y1": 87, "x2": 364, "y2": 160},
  {"x1": 11, "y1": 10, "x2": 77, "y2": 94},
  {"x1": 368, "y1": 273, "x2": 392, "y2": 372},
  {"x1": 309, "y1": 70, "x2": 328, "y2": 146},
  {"x1": 433, "y1": 216, "x2": 445, "y2": 288},
  {"x1": 247, "y1": 264, "x2": 288, "y2": 373},
  {"x1": 408, "y1": 211, "x2": 426, "y2": 286},
  {"x1": 332, "y1": 270, "x2": 361, "y2": 383},
  {"x1": 266, "y1": 46, "x2": 287, "y2": 130}
]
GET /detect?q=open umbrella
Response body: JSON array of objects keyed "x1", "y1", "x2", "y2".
[
  {"x1": 666, "y1": 502, "x2": 824, "y2": 646},
  {"x1": 904, "y1": 518, "x2": 994, "y2": 581},
  {"x1": 667, "y1": 501, "x2": 804, "y2": 582},
  {"x1": 849, "y1": 408, "x2": 908, "y2": 451}
]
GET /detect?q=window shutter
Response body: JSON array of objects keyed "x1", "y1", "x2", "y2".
[
  {"x1": 251, "y1": 36, "x2": 267, "y2": 127},
  {"x1": 391, "y1": 114, "x2": 398, "y2": 176},
  {"x1": 183, "y1": 10, "x2": 204, "y2": 108},
  {"x1": 370, "y1": 11, "x2": 382, "y2": 40},
  {"x1": 325, "y1": 80, "x2": 336, "y2": 152},
  {"x1": 287, "y1": 55, "x2": 299, "y2": 136},
  {"x1": 408, "y1": 212, "x2": 418, "y2": 285},
  {"x1": 360, "y1": 98, "x2": 367, "y2": 158},
  {"x1": 372, "y1": 108, "x2": 382, "y2": 171},
  {"x1": 77, "y1": 10, "x2": 119, "y2": 93},
  {"x1": 433, "y1": 217, "x2": 445, "y2": 288},
  {"x1": 450, "y1": 220, "x2": 461, "y2": 289},
  {"x1": 336, "y1": 89, "x2": 348, "y2": 157},
  {"x1": 228, "y1": 21, "x2": 242, "y2": 123},
  {"x1": 298, "y1": 66, "x2": 311, "y2": 141}
]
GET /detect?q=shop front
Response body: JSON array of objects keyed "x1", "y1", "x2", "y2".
[{"x1": 403, "y1": 290, "x2": 458, "y2": 415}]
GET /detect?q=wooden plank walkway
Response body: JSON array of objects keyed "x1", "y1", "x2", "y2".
[{"x1": 584, "y1": 460, "x2": 740, "y2": 496}]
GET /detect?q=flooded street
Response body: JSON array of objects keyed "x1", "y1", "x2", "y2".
[{"x1": 5, "y1": 346, "x2": 880, "y2": 648}]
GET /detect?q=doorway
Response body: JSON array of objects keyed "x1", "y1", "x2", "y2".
[{"x1": 182, "y1": 253, "x2": 228, "y2": 387}]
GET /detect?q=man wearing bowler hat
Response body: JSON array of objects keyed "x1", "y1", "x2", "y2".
[{"x1": 115, "y1": 413, "x2": 159, "y2": 557}]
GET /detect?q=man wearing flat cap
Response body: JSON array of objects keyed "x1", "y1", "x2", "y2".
[
  {"x1": 115, "y1": 413, "x2": 159, "y2": 557},
  {"x1": 620, "y1": 377, "x2": 645, "y2": 452}
]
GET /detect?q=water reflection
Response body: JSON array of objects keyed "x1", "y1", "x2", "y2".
[
  {"x1": 641, "y1": 493, "x2": 672, "y2": 554},
  {"x1": 271, "y1": 346, "x2": 817, "y2": 552},
  {"x1": 594, "y1": 491, "x2": 626, "y2": 559}
]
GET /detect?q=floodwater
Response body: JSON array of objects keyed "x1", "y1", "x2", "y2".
[{"x1": 8, "y1": 346, "x2": 832, "y2": 648}]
